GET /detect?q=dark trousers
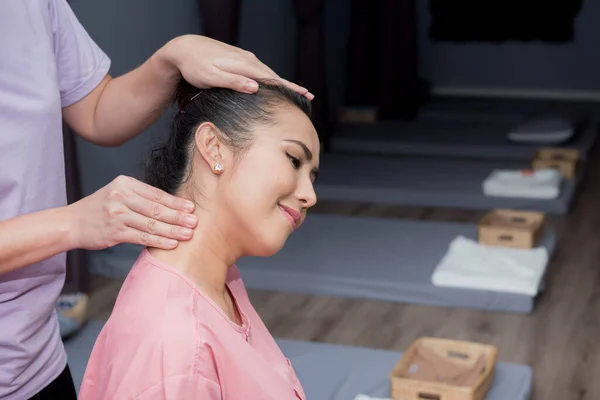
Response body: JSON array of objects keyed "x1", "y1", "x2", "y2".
[{"x1": 29, "y1": 365, "x2": 77, "y2": 400}]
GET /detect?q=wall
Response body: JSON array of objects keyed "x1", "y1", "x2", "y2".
[{"x1": 417, "y1": 1, "x2": 600, "y2": 96}]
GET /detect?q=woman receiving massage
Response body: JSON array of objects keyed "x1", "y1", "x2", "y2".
[{"x1": 79, "y1": 78, "x2": 319, "y2": 399}]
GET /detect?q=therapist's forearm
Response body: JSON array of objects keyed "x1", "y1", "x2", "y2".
[
  {"x1": 0, "y1": 207, "x2": 75, "y2": 275},
  {"x1": 89, "y1": 45, "x2": 180, "y2": 146}
]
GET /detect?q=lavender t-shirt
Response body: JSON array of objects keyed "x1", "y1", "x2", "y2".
[{"x1": 0, "y1": 0, "x2": 110, "y2": 398}]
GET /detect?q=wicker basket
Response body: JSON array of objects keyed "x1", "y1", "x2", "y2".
[
  {"x1": 535, "y1": 147, "x2": 580, "y2": 162},
  {"x1": 532, "y1": 147, "x2": 580, "y2": 179},
  {"x1": 478, "y1": 209, "x2": 545, "y2": 249},
  {"x1": 389, "y1": 337, "x2": 498, "y2": 400}
]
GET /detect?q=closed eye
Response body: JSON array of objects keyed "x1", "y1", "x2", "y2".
[{"x1": 287, "y1": 153, "x2": 301, "y2": 169}]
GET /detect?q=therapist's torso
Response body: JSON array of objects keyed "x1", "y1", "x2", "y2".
[{"x1": 0, "y1": 0, "x2": 110, "y2": 398}]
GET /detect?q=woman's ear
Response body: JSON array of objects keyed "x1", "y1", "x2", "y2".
[{"x1": 194, "y1": 122, "x2": 226, "y2": 174}]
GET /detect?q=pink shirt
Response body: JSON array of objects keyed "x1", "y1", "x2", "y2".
[
  {"x1": 80, "y1": 249, "x2": 306, "y2": 399},
  {"x1": 0, "y1": 1, "x2": 110, "y2": 398}
]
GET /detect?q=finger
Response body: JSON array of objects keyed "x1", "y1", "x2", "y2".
[
  {"x1": 217, "y1": 54, "x2": 299, "y2": 88},
  {"x1": 124, "y1": 211, "x2": 194, "y2": 241},
  {"x1": 119, "y1": 227, "x2": 179, "y2": 250},
  {"x1": 126, "y1": 177, "x2": 196, "y2": 213},
  {"x1": 208, "y1": 68, "x2": 262, "y2": 94},
  {"x1": 213, "y1": 66, "x2": 312, "y2": 100},
  {"x1": 125, "y1": 192, "x2": 198, "y2": 229},
  {"x1": 240, "y1": 55, "x2": 312, "y2": 98},
  {"x1": 277, "y1": 77, "x2": 314, "y2": 100},
  {"x1": 221, "y1": 57, "x2": 313, "y2": 99}
]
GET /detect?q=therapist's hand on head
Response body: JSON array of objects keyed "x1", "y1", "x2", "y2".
[{"x1": 160, "y1": 35, "x2": 314, "y2": 100}]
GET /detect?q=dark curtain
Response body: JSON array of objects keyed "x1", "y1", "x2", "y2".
[
  {"x1": 344, "y1": 0, "x2": 378, "y2": 108},
  {"x1": 197, "y1": 0, "x2": 331, "y2": 142},
  {"x1": 62, "y1": 122, "x2": 89, "y2": 294},
  {"x1": 344, "y1": 0, "x2": 420, "y2": 120},
  {"x1": 293, "y1": 0, "x2": 330, "y2": 144},
  {"x1": 429, "y1": 0, "x2": 583, "y2": 43},
  {"x1": 197, "y1": 0, "x2": 241, "y2": 45}
]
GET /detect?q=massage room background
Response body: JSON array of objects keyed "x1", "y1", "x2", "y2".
[
  {"x1": 62, "y1": 0, "x2": 599, "y2": 285},
  {"x1": 59, "y1": 1, "x2": 599, "y2": 399}
]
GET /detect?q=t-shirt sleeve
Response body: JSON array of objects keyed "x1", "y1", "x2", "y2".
[
  {"x1": 137, "y1": 374, "x2": 222, "y2": 400},
  {"x1": 50, "y1": 0, "x2": 111, "y2": 107}
]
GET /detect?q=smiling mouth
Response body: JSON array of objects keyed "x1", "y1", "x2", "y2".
[{"x1": 278, "y1": 204, "x2": 300, "y2": 228}]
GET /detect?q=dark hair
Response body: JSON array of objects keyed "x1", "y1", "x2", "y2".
[{"x1": 144, "y1": 78, "x2": 312, "y2": 195}]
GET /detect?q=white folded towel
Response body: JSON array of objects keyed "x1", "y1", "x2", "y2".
[
  {"x1": 482, "y1": 168, "x2": 562, "y2": 199},
  {"x1": 354, "y1": 395, "x2": 390, "y2": 400},
  {"x1": 431, "y1": 236, "x2": 548, "y2": 296}
]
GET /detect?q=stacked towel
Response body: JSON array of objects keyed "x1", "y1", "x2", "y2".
[
  {"x1": 432, "y1": 236, "x2": 548, "y2": 296},
  {"x1": 483, "y1": 168, "x2": 562, "y2": 199},
  {"x1": 507, "y1": 115, "x2": 575, "y2": 144}
]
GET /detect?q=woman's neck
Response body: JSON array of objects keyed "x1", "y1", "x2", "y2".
[{"x1": 148, "y1": 208, "x2": 239, "y2": 298}]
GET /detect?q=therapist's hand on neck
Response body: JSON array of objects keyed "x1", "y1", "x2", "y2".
[{"x1": 66, "y1": 175, "x2": 198, "y2": 251}]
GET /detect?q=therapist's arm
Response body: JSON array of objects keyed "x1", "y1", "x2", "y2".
[
  {"x1": 0, "y1": 175, "x2": 199, "y2": 275},
  {"x1": 0, "y1": 207, "x2": 74, "y2": 275},
  {"x1": 62, "y1": 35, "x2": 311, "y2": 147}
]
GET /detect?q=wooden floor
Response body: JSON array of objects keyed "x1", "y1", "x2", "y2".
[{"x1": 88, "y1": 141, "x2": 600, "y2": 400}]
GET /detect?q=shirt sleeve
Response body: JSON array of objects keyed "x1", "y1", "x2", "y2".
[
  {"x1": 136, "y1": 374, "x2": 222, "y2": 400},
  {"x1": 49, "y1": 0, "x2": 111, "y2": 107}
]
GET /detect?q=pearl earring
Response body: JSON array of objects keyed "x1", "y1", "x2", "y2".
[{"x1": 213, "y1": 162, "x2": 224, "y2": 173}]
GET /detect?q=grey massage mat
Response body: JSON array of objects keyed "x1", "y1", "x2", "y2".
[
  {"x1": 329, "y1": 117, "x2": 596, "y2": 161},
  {"x1": 417, "y1": 98, "x2": 535, "y2": 123},
  {"x1": 237, "y1": 214, "x2": 556, "y2": 314},
  {"x1": 64, "y1": 320, "x2": 532, "y2": 400},
  {"x1": 312, "y1": 153, "x2": 579, "y2": 215},
  {"x1": 278, "y1": 339, "x2": 532, "y2": 400},
  {"x1": 418, "y1": 96, "x2": 594, "y2": 122}
]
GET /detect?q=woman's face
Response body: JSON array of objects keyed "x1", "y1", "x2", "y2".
[{"x1": 217, "y1": 104, "x2": 320, "y2": 257}]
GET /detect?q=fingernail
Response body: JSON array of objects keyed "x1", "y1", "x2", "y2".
[
  {"x1": 184, "y1": 201, "x2": 195, "y2": 212},
  {"x1": 166, "y1": 239, "x2": 178, "y2": 248},
  {"x1": 246, "y1": 81, "x2": 259, "y2": 91},
  {"x1": 307, "y1": 92, "x2": 315, "y2": 100},
  {"x1": 181, "y1": 228, "x2": 194, "y2": 238},
  {"x1": 184, "y1": 215, "x2": 197, "y2": 226}
]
